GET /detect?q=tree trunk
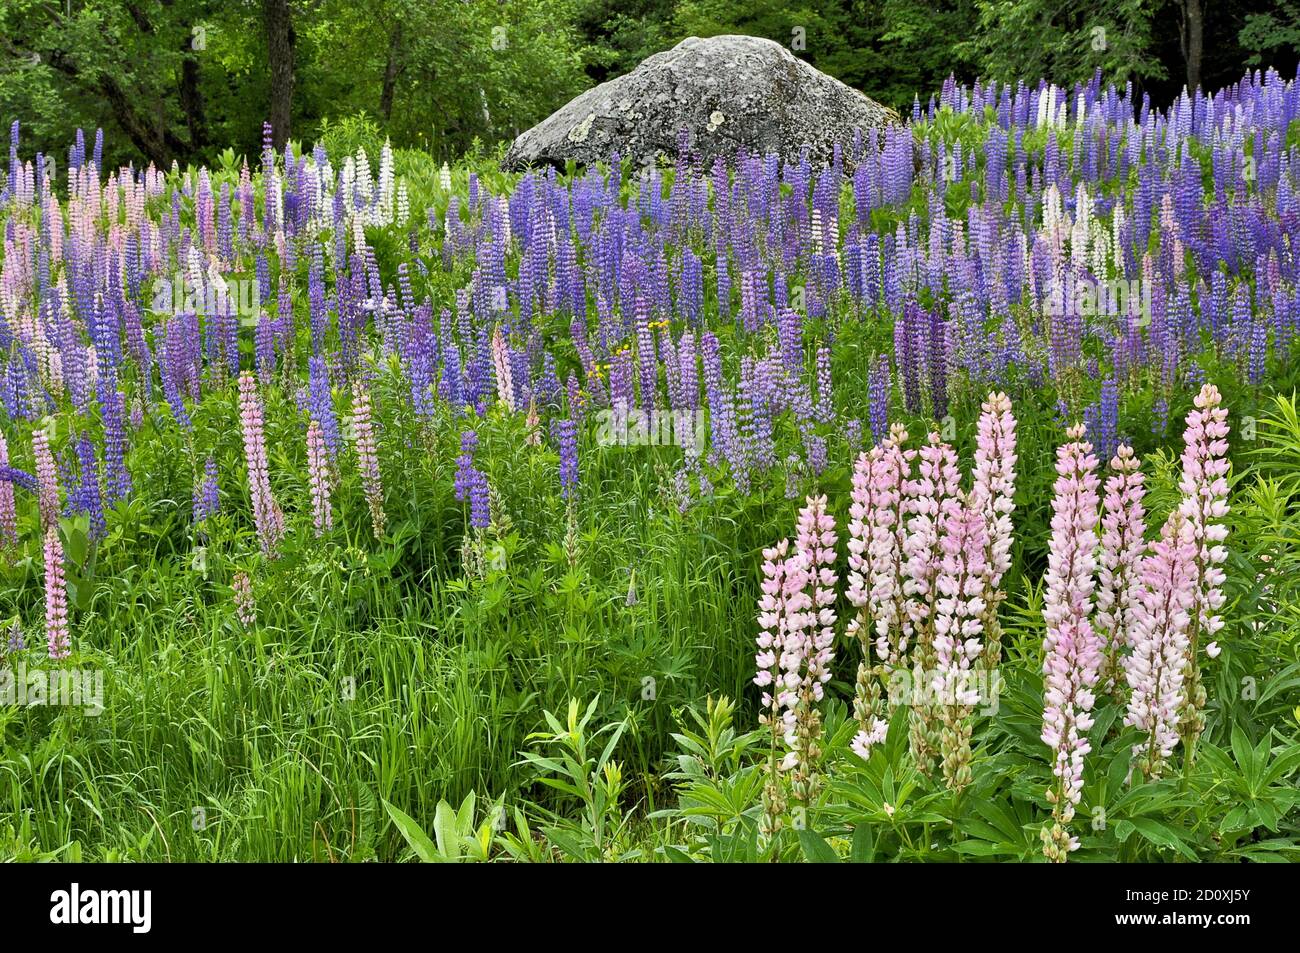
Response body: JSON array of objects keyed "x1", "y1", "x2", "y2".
[
  {"x1": 179, "y1": 46, "x2": 208, "y2": 152},
  {"x1": 263, "y1": 0, "x2": 296, "y2": 149},
  {"x1": 1181, "y1": 0, "x2": 1203, "y2": 93},
  {"x1": 30, "y1": 44, "x2": 183, "y2": 166},
  {"x1": 379, "y1": 25, "x2": 403, "y2": 122}
]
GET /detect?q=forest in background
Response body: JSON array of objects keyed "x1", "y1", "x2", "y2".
[{"x1": 1, "y1": 1, "x2": 1299, "y2": 172}]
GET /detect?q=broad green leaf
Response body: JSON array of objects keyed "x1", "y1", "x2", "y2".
[
  {"x1": 798, "y1": 829, "x2": 841, "y2": 863},
  {"x1": 383, "y1": 801, "x2": 440, "y2": 863},
  {"x1": 850, "y1": 823, "x2": 875, "y2": 863}
]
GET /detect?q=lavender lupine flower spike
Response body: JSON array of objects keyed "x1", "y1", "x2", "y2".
[
  {"x1": 307, "y1": 355, "x2": 340, "y2": 456},
  {"x1": 74, "y1": 433, "x2": 105, "y2": 540},
  {"x1": 105, "y1": 388, "x2": 132, "y2": 504},
  {"x1": 194, "y1": 456, "x2": 220, "y2": 525},
  {"x1": 455, "y1": 431, "x2": 490, "y2": 530},
  {"x1": 868, "y1": 354, "x2": 891, "y2": 446},
  {"x1": 6, "y1": 620, "x2": 25, "y2": 654},
  {"x1": 1041, "y1": 424, "x2": 1101, "y2": 862},
  {"x1": 552, "y1": 417, "x2": 579, "y2": 500},
  {"x1": 196, "y1": 457, "x2": 219, "y2": 525}
]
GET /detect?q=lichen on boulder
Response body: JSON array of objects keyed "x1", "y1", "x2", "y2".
[{"x1": 502, "y1": 34, "x2": 901, "y2": 172}]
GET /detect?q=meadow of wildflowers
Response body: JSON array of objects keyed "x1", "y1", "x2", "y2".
[{"x1": 2, "y1": 68, "x2": 1300, "y2": 864}]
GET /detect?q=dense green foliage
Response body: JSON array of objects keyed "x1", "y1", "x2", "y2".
[{"x1": 2, "y1": 0, "x2": 1297, "y2": 171}]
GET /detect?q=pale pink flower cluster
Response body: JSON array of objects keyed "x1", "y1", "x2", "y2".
[
  {"x1": 1123, "y1": 512, "x2": 1196, "y2": 775},
  {"x1": 32, "y1": 427, "x2": 60, "y2": 529},
  {"x1": 840, "y1": 405, "x2": 1020, "y2": 767},
  {"x1": 782, "y1": 495, "x2": 838, "y2": 795},
  {"x1": 232, "y1": 570, "x2": 256, "y2": 628},
  {"x1": 903, "y1": 433, "x2": 961, "y2": 630},
  {"x1": 872, "y1": 428, "x2": 915, "y2": 666},
  {"x1": 846, "y1": 459, "x2": 873, "y2": 612},
  {"x1": 44, "y1": 525, "x2": 70, "y2": 660},
  {"x1": 753, "y1": 496, "x2": 837, "y2": 777},
  {"x1": 754, "y1": 538, "x2": 805, "y2": 712},
  {"x1": 238, "y1": 371, "x2": 284, "y2": 555},
  {"x1": 1097, "y1": 444, "x2": 1146, "y2": 691},
  {"x1": 932, "y1": 500, "x2": 988, "y2": 706},
  {"x1": 1176, "y1": 384, "x2": 1230, "y2": 661},
  {"x1": 901, "y1": 433, "x2": 962, "y2": 772},
  {"x1": 1041, "y1": 424, "x2": 1102, "y2": 840},
  {"x1": 1123, "y1": 384, "x2": 1231, "y2": 769},
  {"x1": 525, "y1": 399, "x2": 542, "y2": 446},
  {"x1": 746, "y1": 386, "x2": 1235, "y2": 835},
  {"x1": 849, "y1": 705, "x2": 889, "y2": 762},
  {"x1": 306, "y1": 418, "x2": 333, "y2": 536},
  {"x1": 845, "y1": 426, "x2": 912, "y2": 759},
  {"x1": 491, "y1": 326, "x2": 515, "y2": 413},
  {"x1": 352, "y1": 379, "x2": 386, "y2": 538},
  {"x1": 1035, "y1": 391, "x2": 1233, "y2": 802},
  {"x1": 0, "y1": 432, "x2": 18, "y2": 546},
  {"x1": 846, "y1": 424, "x2": 912, "y2": 666},
  {"x1": 845, "y1": 442, "x2": 887, "y2": 756},
  {"x1": 970, "y1": 392, "x2": 1017, "y2": 596},
  {"x1": 755, "y1": 538, "x2": 802, "y2": 834},
  {"x1": 782, "y1": 496, "x2": 838, "y2": 714}
]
